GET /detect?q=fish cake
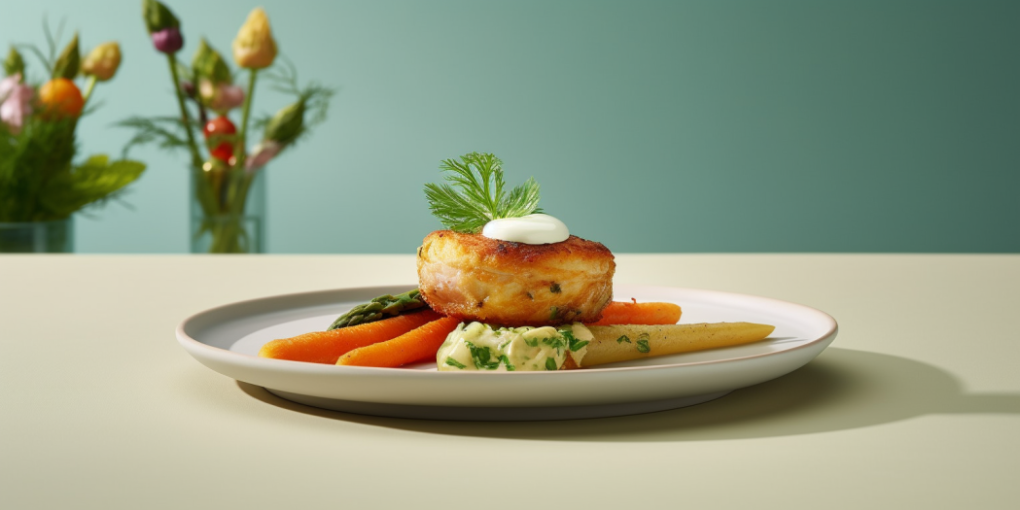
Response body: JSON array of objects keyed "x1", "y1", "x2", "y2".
[{"x1": 417, "y1": 230, "x2": 615, "y2": 326}]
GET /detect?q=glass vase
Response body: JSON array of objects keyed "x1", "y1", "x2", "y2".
[
  {"x1": 0, "y1": 218, "x2": 74, "y2": 253},
  {"x1": 189, "y1": 166, "x2": 266, "y2": 254}
]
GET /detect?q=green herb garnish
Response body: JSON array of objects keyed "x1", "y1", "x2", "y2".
[
  {"x1": 524, "y1": 337, "x2": 539, "y2": 347},
  {"x1": 617, "y1": 335, "x2": 631, "y2": 344},
  {"x1": 545, "y1": 358, "x2": 557, "y2": 371},
  {"x1": 636, "y1": 339, "x2": 651, "y2": 353},
  {"x1": 445, "y1": 357, "x2": 467, "y2": 369},
  {"x1": 559, "y1": 328, "x2": 589, "y2": 352},
  {"x1": 500, "y1": 355, "x2": 516, "y2": 371},
  {"x1": 550, "y1": 283, "x2": 561, "y2": 293},
  {"x1": 424, "y1": 152, "x2": 542, "y2": 233},
  {"x1": 466, "y1": 341, "x2": 500, "y2": 370}
]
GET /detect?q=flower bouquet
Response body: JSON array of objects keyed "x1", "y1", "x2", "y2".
[
  {"x1": 0, "y1": 28, "x2": 145, "y2": 253},
  {"x1": 122, "y1": 0, "x2": 332, "y2": 253}
]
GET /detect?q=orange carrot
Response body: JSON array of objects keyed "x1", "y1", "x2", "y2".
[
  {"x1": 587, "y1": 300, "x2": 682, "y2": 326},
  {"x1": 258, "y1": 309, "x2": 442, "y2": 364},
  {"x1": 337, "y1": 316, "x2": 462, "y2": 368}
]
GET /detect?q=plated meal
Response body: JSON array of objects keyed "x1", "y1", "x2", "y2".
[{"x1": 257, "y1": 152, "x2": 776, "y2": 372}]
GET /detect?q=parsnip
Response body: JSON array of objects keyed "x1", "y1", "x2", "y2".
[{"x1": 577, "y1": 322, "x2": 775, "y2": 367}]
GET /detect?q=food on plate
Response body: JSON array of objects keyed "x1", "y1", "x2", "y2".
[
  {"x1": 327, "y1": 289, "x2": 426, "y2": 330},
  {"x1": 258, "y1": 151, "x2": 774, "y2": 371},
  {"x1": 437, "y1": 322, "x2": 594, "y2": 371},
  {"x1": 417, "y1": 230, "x2": 614, "y2": 326},
  {"x1": 435, "y1": 320, "x2": 774, "y2": 371},
  {"x1": 258, "y1": 309, "x2": 441, "y2": 363},
  {"x1": 578, "y1": 322, "x2": 775, "y2": 368},
  {"x1": 419, "y1": 152, "x2": 615, "y2": 326},
  {"x1": 588, "y1": 300, "x2": 682, "y2": 325},
  {"x1": 338, "y1": 316, "x2": 461, "y2": 368}
]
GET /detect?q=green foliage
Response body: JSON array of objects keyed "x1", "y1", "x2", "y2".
[
  {"x1": 51, "y1": 32, "x2": 79, "y2": 80},
  {"x1": 0, "y1": 118, "x2": 145, "y2": 222},
  {"x1": 192, "y1": 39, "x2": 231, "y2": 84},
  {"x1": 142, "y1": 0, "x2": 180, "y2": 34},
  {"x1": 257, "y1": 56, "x2": 334, "y2": 147},
  {"x1": 4, "y1": 48, "x2": 24, "y2": 76},
  {"x1": 116, "y1": 115, "x2": 199, "y2": 158},
  {"x1": 424, "y1": 152, "x2": 542, "y2": 233}
]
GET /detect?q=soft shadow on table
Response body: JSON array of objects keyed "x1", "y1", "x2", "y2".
[{"x1": 237, "y1": 347, "x2": 1020, "y2": 442}]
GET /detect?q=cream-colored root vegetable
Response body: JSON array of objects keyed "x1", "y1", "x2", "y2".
[{"x1": 573, "y1": 322, "x2": 775, "y2": 368}]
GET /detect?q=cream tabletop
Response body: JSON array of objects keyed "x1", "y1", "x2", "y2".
[{"x1": 1, "y1": 254, "x2": 1018, "y2": 509}]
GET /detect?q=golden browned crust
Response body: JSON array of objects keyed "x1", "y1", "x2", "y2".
[{"x1": 417, "y1": 230, "x2": 615, "y2": 326}]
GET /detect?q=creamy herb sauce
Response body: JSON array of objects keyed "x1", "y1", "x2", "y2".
[
  {"x1": 437, "y1": 322, "x2": 593, "y2": 371},
  {"x1": 481, "y1": 213, "x2": 569, "y2": 245}
]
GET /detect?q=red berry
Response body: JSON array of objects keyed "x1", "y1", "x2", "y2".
[
  {"x1": 203, "y1": 116, "x2": 237, "y2": 138},
  {"x1": 210, "y1": 142, "x2": 234, "y2": 162}
]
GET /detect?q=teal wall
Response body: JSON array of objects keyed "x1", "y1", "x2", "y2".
[{"x1": 3, "y1": 0, "x2": 1018, "y2": 253}]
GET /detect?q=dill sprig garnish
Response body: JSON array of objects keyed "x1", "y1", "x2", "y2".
[{"x1": 424, "y1": 152, "x2": 542, "y2": 233}]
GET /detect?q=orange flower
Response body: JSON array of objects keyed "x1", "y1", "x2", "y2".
[{"x1": 38, "y1": 78, "x2": 84, "y2": 118}]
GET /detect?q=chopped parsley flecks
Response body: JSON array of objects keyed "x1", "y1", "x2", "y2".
[
  {"x1": 545, "y1": 358, "x2": 558, "y2": 371},
  {"x1": 445, "y1": 357, "x2": 466, "y2": 369},
  {"x1": 617, "y1": 335, "x2": 632, "y2": 344},
  {"x1": 559, "y1": 328, "x2": 589, "y2": 352},
  {"x1": 550, "y1": 282, "x2": 561, "y2": 293},
  {"x1": 636, "y1": 339, "x2": 651, "y2": 353},
  {"x1": 524, "y1": 337, "x2": 539, "y2": 347},
  {"x1": 466, "y1": 341, "x2": 500, "y2": 370},
  {"x1": 549, "y1": 306, "x2": 559, "y2": 320},
  {"x1": 542, "y1": 337, "x2": 567, "y2": 352},
  {"x1": 500, "y1": 355, "x2": 516, "y2": 371}
]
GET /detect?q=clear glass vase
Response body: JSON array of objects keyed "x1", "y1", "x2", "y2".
[
  {"x1": 189, "y1": 166, "x2": 266, "y2": 254},
  {"x1": 0, "y1": 218, "x2": 74, "y2": 253}
]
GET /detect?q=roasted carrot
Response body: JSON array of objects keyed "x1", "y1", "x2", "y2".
[
  {"x1": 337, "y1": 316, "x2": 461, "y2": 368},
  {"x1": 587, "y1": 300, "x2": 682, "y2": 326},
  {"x1": 258, "y1": 309, "x2": 442, "y2": 364}
]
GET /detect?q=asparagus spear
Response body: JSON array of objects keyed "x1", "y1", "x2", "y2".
[{"x1": 327, "y1": 289, "x2": 427, "y2": 330}]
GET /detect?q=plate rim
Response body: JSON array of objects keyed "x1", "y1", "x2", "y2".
[{"x1": 175, "y1": 284, "x2": 839, "y2": 376}]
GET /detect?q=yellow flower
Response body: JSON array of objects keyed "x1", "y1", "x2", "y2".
[
  {"x1": 232, "y1": 8, "x2": 277, "y2": 70},
  {"x1": 81, "y1": 42, "x2": 122, "y2": 81}
]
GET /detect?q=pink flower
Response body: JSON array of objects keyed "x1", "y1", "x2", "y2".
[
  {"x1": 245, "y1": 140, "x2": 281, "y2": 173},
  {"x1": 199, "y1": 79, "x2": 245, "y2": 113},
  {"x1": 0, "y1": 73, "x2": 21, "y2": 102},
  {"x1": 215, "y1": 84, "x2": 245, "y2": 111},
  {"x1": 0, "y1": 74, "x2": 33, "y2": 135},
  {"x1": 152, "y1": 27, "x2": 183, "y2": 54}
]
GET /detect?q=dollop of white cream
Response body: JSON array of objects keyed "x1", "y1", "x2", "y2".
[{"x1": 482, "y1": 214, "x2": 569, "y2": 245}]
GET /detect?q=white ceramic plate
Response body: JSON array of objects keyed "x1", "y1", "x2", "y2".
[{"x1": 176, "y1": 284, "x2": 838, "y2": 421}]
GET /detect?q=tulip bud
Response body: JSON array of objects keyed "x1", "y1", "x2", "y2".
[
  {"x1": 232, "y1": 8, "x2": 277, "y2": 70},
  {"x1": 192, "y1": 39, "x2": 232, "y2": 85},
  {"x1": 81, "y1": 42, "x2": 122, "y2": 81},
  {"x1": 152, "y1": 27, "x2": 184, "y2": 54},
  {"x1": 263, "y1": 99, "x2": 305, "y2": 147},
  {"x1": 142, "y1": 0, "x2": 180, "y2": 34},
  {"x1": 4, "y1": 48, "x2": 24, "y2": 77},
  {"x1": 52, "y1": 33, "x2": 80, "y2": 80},
  {"x1": 245, "y1": 140, "x2": 281, "y2": 172}
]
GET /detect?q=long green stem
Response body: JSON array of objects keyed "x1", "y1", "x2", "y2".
[
  {"x1": 235, "y1": 69, "x2": 258, "y2": 171},
  {"x1": 80, "y1": 76, "x2": 98, "y2": 107},
  {"x1": 226, "y1": 69, "x2": 258, "y2": 215},
  {"x1": 167, "y1": 54, "x2": 203, "y2": 170}
]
